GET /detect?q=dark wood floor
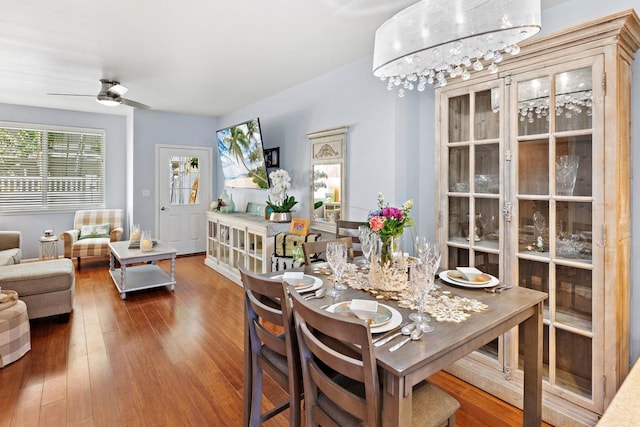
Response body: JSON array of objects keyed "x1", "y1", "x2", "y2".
[{"x1": 0, "y1": 255, "x2": 549, "y2": 426}]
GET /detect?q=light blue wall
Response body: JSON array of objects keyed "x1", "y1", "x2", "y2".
[
  {"x1": 0, "y1": 103, "x2": 127, "y2": 259},
  {"x1": 129, "y1": 109, "x2": 218, "y2": 232},
  {"x1": 218, "y1": 2, "x2": 640, "y2": 364},
  {"x1": 217, "y1": 57, "x2": 409, "y2": 226},
  {"x1": 0, "y1": 104, "x2": 217, "y2": 259}
]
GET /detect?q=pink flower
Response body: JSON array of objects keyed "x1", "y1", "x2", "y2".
[{"x1": 369, "y1": 216, "x2": 385, "y2": 232}]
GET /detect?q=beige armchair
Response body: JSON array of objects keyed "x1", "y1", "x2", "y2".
[
  {"x1": 0, "y1": 231, "x2": 22, "y2": 266},
  {"x1": 61, "y1": 209, "x2": 123, "y2": 268}
]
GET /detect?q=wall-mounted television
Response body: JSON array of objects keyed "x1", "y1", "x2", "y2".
[{"x1": 216, "y1": 118, "x2": 269, "y2": 189}]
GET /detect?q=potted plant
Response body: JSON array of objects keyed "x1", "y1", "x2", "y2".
[{"x1": 266, "y1": 169, "x2": 298, "y2": 222}]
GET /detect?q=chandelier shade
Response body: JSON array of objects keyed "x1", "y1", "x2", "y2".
[{"x1": 373, "y1": 0, "x2": 541, "y2": 95}]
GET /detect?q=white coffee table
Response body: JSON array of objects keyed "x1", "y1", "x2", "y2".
[{"x1": 108, "y1": 240, "x2": 177, "y2": 300}]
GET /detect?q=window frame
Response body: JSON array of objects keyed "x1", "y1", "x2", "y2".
[{"x1": 0, "y1": 121, "x2": 106, "y2": 213}]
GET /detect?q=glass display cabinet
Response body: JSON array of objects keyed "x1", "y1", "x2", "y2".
[
  {"x1": 205, "y1": 212, "x2": 290, "y2": 283},
  {"x1": 308, "y1": 126, "x2": 348, "y2": 233},
  {"x1": 435, "y1": 11, "x2": 638, "y2": 426}
]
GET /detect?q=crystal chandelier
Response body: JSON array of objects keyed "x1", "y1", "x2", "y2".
[
  {"x1": 519, "y1": 90, "x2": 593, "y2": 122},
  {"x1": 373, "y1": 0, "x2": 541, "y2": 96}
]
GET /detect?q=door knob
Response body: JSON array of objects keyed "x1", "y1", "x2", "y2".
[{"x1": 161, "y1": 207, "x2": 166, "y2": 211}]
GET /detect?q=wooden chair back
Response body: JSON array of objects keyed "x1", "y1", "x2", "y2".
[
  {"x1": 290, "y1": 288, "x2": 381, "y2": 426},
  {"x1": 291, "y1": 288, "x2": 460, "y2": 427},
  {"x1": 301, "y1": 237, "x2": 353, "y2": 265},
  {"x1": 238, "y1": 261, "x2": 302, "y2": 427},
  {"x1": 335, "y1": 220, "x2": 366, "y2": 256}
]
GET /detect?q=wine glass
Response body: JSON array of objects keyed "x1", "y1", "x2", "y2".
[
  {"x1": 334, "y1": 250, "x2": 348, "y2": 292},
  {"x1": 326, "y1": 241, "x2": 347, "y2": 297},
  {"x1": 410, "y1": 262, "x2": 435, "y2": 333},
  {"x1": 414, "y1": 238, "x2": 441, "y2": 294},
  {"x1": 359, "y1": 225, "x2": 373, "y2": 268},
  {"x1": 533, "y1": 211, "x2": 546, "y2": 250},
  {"x1": 415, "y1": 236, "x2": 429, "y2": 262}
]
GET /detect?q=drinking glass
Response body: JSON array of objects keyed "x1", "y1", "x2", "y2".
[
  {"x1": 415, "y1": 236, "x2": 429, "y2": 262},
  {"x1": 326, "y1": 241, "x2": 347, "y2": 297},
  {"x1": 533, "y1": 211, "x2": 546, "y2": 249},
  {"x1": 412, "y1": 239, "x2": 441, "y2": 315},
  {"x1": 334, "y1": 251, "x2": 348, "y2": 292},
  {"x1": 410, "y1": 262, "x2": 434, "y2": 333},
  {"x1": 359, "y1": 225, "x2": 373, "y2": 267},
  {"x1": 556, "y1": 154, "x2": 579, "y2": 196}
]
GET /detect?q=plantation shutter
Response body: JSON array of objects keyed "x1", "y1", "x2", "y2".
[{"x1": 0, "y1": 123, "x2": 105, "y2": 212}]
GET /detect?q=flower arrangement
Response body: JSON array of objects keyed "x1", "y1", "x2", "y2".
[
  {"x1": 210, "y1": 198, "x2": 227, "y2": 212},
  {"x1": 367, "y1": 193, "x2": 414, "y2": 266},
  {"x1": 367, "y1": 192, "x2": 414, "y2": 241},
  {"x1": 266, "y1": 169, "x2": 298, "y2": 213}
]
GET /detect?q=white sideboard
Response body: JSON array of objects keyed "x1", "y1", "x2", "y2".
[{"x1": 204, "y1": 211, "x2": 291, "y2": 285}]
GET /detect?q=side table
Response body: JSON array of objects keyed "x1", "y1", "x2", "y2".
[{"x1": 39, "y1": 236, "x2": 59, "y2": 260}]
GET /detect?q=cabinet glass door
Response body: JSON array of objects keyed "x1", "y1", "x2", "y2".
[
  {"x1": 231, "y1": 228, "x2": 245, "y2": 270},
  {"x1": 513, "y1": 60, "x2": 602, "y2": 406},
  {"x1": 246, "y1": 230, "x2": 264, "y2": 273},
  {"x1": 208, "y1": 219, "x2": 218, "y2": 259},
  {"x1": 219, "y1": 223, "x2": 231, "y2": 266},
  {"x1": 443, "y1": 83, "x2": 503, "y2": 363}
]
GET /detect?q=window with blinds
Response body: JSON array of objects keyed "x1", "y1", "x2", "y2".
[{"x1": 0, "y1": 122, "x2": 105, "y2": 212}]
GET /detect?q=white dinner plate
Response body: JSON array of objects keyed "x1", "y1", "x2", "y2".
[
  {"x1": 447, "y1": 269, "x2": 492, "y2": 285},
  {"x1": 439, "y1": 270, "x2": 499, "y2": 289},
  {"x1": 326, "y1": 302, "x2": 402, "y2": 334},
  {"x1": 332, "y1": 301, "x2": 393, "y2": 327},
  {"x1": 272, "y1": 274, "x2": 323, "y2": 293}
]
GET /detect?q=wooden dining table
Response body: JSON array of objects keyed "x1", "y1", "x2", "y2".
[{"x1": 290, "y1": 263, "x2": 547, "y2": 427}]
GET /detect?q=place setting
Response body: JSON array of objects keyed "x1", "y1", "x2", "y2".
[
  {"x1": 438, "y1": 266, "x2": 499, "y2": 289},
  {"x1": 325, "y1": 299, "x2": 403, "y2": 334},
  {"x1": 272, "y1": 271, "x2": 323, "y2": 293}
]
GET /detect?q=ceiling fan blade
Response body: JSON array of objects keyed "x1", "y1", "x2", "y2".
[
  {"x1": 120, "y1": 98, "x2": 150, "y2": 109},
  {"x1": 47, "y1": 93, "x2": 94, "y2": 97}
]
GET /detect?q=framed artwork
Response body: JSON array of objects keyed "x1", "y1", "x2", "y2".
[
  {"x1": 289, "y1": 218, "x2": 309, "y2": 235},
  {"x1": 263, "y1": 147, "x2": 280, "y2": 168},
  {"x1": 216, "y1": 118, "x2": 269, "y2": 189}
]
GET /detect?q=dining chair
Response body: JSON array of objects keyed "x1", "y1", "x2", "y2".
[
  {"x1": 290, "y1": 288, "x2": 460, "y2": 427},
  {"x1": 335, "y1": 220, "x2": 365, "y2": 256},
  {"x1": 301, "y1": 237, "x2": 353, "y2": 265},
  {"x1": 238, "y1": 261, "x2": 302, "y2": 427}
]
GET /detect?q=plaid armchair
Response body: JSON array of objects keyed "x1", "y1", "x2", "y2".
[{"x1": 60, "y1": 209, "x2": 123, "y2": 268}]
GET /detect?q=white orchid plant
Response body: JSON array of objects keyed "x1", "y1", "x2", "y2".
[{"x1": 266, "y1": 169, "x2": 298, "y2": 213}]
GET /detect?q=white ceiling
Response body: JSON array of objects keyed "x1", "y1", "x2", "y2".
[{"x1": 0, "y1": 0, "x2": 566, "y2": 117}]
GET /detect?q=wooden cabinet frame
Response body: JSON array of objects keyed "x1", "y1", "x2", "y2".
[{"x1": 435, "y1": 10, "x2": 639, "y2": 426}]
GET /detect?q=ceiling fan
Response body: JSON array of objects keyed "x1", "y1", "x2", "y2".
[{"x1": 48, "y1": 79, "x2": 150, "y2": 109}]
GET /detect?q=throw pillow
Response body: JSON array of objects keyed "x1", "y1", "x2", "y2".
[{"x1": 79, "y1": 223, "x2": 111, "y2": 240}]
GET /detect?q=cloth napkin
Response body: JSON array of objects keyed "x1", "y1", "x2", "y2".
[
  {"x1": 282, "y1": 272, "x2": 304, "y2": 281},
  {"x1": 0, "y1": 291, "x2": 18, "y2": 303},
  {"x1": 282, "y1": 272, "x2": 312, "y2": 289},
  {"x1": 0, "y1": 290, "x2": 19, "y2": 311}
]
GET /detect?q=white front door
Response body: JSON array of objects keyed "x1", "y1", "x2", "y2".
[{"x1": 157, "y1": 145, "x2": 212, "y2": 255}]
